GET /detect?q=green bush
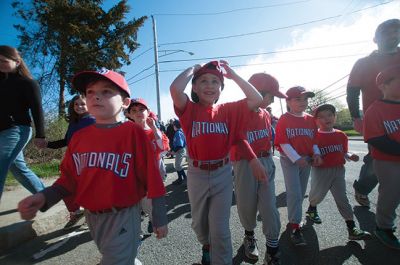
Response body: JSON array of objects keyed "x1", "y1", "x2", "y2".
[{"x1": 343, "y1": 130, "x2": 361, "y2": 136}]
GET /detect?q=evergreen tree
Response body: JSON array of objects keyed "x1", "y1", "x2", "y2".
[{"x1": 12, "y1": 0, "x2": 147, "y2": 116}]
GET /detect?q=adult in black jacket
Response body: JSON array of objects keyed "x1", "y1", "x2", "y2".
[{"x1": 0, "y1": 45, "x2": 46, "y2": 199}]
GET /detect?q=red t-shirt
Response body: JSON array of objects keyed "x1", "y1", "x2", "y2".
[
  {"x1": 363, "y1": 100, "x2": 400, "y2": 162},
  {"x1": 174, "y1": 97, "x2": 248, "y2": 161},
  {"x1": 315, "y1": 129, "x2": 348, "y2": 168},
  {"x1": 55, "y1": 121, "x2": 166, "y2": 211},
  {"x1": 274, "y1": 112, "x2": 317, "y2": 156},
  {"x1": 231, "y1": 108, "x2": 272, "y2": 161},
  {"x1": 347, "y1": 49, "x2": 400, "y2": 112},
  {"x1": 144, "y1": 129, "x2": 170, "y2": 160}
]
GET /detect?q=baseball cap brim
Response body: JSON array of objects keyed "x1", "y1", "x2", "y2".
[{"x1": 271, "y1": 90, "x2": 287, "y2": 98}]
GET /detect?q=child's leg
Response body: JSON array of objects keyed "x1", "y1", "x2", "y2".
[
  {"x1": 308, "y1": 167, "x2": 333, "y2": 207},
  {"x1": 208, "y1": 164, "x2": 233, "y2": 265},
  {"x1": 85, "y1": 205, "x2": 141, "y2": 265},
  {"x1": 280, "y1": 156, "x2": 309, "y2": 224},
  {"x1": 233, "y1": 160, "x2": 258, "y2": 232},
  {"x1": 373, "y1": 160, "x2": 400, "y2": 230},
  {"x1": 329, "y1": 167, "x2": 354, "y2": 221}
]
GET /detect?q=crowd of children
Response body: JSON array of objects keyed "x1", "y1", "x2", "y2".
[{"x1": 14, "y1": 18, "x2": 400, "y2": 265}]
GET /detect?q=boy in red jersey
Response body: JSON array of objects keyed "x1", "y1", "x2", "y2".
[
  {"x1": 306, "y1": 104, "x2": 371, "y2": 241},
  {"x1": 18, "y1": 69, "x2": 168, "y2": 265},
  {"x1": 274, "y1": 86, "x2": 322, "y2": 246},
  {"x1": 231, "y1": 73, "x2": 286, "y2": 265},
  {"x1": 364, "y1": 65, "x2": 400, "y2": 250},
  {"x1": 170, "y1": 60, "x2": 265, "y2": 265}
]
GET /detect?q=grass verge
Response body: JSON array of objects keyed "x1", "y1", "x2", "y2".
[
  {"x1": 5, "y1": 159, "x2": 60, "y2": 187},
  {"x1": 343, "y1": 129, "x2": 361, "y2": 137}
]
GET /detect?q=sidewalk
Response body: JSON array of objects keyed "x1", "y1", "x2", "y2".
[{"x1": 0, "y1": 158, "x2": 179, "y2": 253}]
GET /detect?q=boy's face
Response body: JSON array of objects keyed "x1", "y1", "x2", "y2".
[
  {"x1": 381, "y1": 76, "x2": 400, "y2": 100},
  {"x1": 85, "y1": 80, "x2": 130, "y2": 124},
  {"x1": 127, "y1": 104, "x2": 149, "y2": 123},
  {"x1": 193, "y1": 73, "x2": 222, "y2": 106},
  {"x1": 287, "y1": 95, "x2": 309, "y2": 113},
  {"x1": 316, "y1": 110, "x2": 336, "y2": 131},
  {"x1": 259, "y1": 92, "x2": 274, "y2": 109}
]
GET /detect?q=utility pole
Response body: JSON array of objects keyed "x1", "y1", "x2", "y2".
[{"x1": 152, "y1": 15, "x2": 161, "y2": 121}]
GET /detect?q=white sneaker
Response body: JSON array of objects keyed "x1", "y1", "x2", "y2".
[{"x1": 135, "y1": 258, "x2": 142, "y2": 265}]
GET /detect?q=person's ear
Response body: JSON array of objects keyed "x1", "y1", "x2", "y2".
[{"x1": 122, "y1": 97, "x2": 131, "y2": 109}]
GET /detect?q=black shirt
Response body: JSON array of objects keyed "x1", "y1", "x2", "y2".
[{"x1": 0, "y1": 73, "x2": 45, "y2": 137}]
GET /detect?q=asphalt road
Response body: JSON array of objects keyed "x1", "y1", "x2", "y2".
[{"x1": 1, "y1": 140, "x2": 400, "y2": 265}]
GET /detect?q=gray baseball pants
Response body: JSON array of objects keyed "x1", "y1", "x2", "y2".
[
  {"x1": 187, "y1": 159, "x2": 233, "y2": 265},
  {"x1": 233, "y1": 156, "x2": 280, "y2": 240},
  {"x1": 174, "y1": 148, "x2": 187, "y2": 171},
  {"x1": 279, "y1": 155, "x2": 311, "y2": 224},
  {"x1": 309, "y1": 166, "x2": 353, "y2": 220},
  {"x1": 373, "y1": 160, "x2": 400, "y2": 229},
  {"x1": 85, "y1": 204, "x2": 141, "y2": 265}
]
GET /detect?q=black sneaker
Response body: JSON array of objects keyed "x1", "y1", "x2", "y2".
[
  {"x1": 243, "y1": 235, "x2": 259, "y2": 260},
  {"x1": 201, "y1": 247, "x2": 211, "y2": 265},
  {"x1": 306, "y1": 209, "x2": 322, "y2": 224},
  {"x1": 374, "y1": 227, "x2": 400, "y2": 250},
  {"x1": 263, "y1": 251, "x2": 281, "y2": 265},
  {"x1": 147, "y1": 220, "x2": 153, "y2": 234},
  {"x1": 348, "y1": 227, "x2": 372, "y2": 240},
  {"x1": 290, "y1": 229, "x2": 307, "y2": 246},
  {"x1": 172, "y1": 178, "x2": 183, "y2": 185}
]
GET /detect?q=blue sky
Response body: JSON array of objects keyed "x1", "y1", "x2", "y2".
[{"x1": 1, "y1": 0, "x2": 399, "y2": 121}]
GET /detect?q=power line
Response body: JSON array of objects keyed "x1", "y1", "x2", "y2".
[
  {"x1": 130, "y1": 47, "x2": 153, "y2": 61},
  {"x1": 126, "y1": 63, "x2": 155, "y2": 82},
  {"x1": 159, "y1": 1, "x2": 394, "y2": 46},
  {"x1": 315, "y1": 74, "x2": 349, "y2": 94},
  {"x1": 159, "y1": 40, "x2": 369, "y2": 64},
  {"x1": 153, "y1": 0, "x2": 311, "y2": 16},
  {"x1": 128, "y1": 72, "x2": 155, "y2": 85}
]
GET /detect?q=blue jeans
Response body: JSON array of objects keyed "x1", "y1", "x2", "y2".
[{"x1": 0, "y1": 125, "x2": 45, "y2": 199}]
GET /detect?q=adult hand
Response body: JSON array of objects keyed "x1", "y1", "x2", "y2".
[
  {"x1": 154, "y1": 225, "x2": 168, "y2": 239},
  {"x1": 18, "y1": 193, "x2": 45, "y2": 220},
  {"x1": 249, "y1": 158, "x2": 267, "y2": 181},
  {"x1": 353, "y1": 118, "x2": 363, "y2": 134},
  {"x1": 33, "y1": 138, "x2": 47, "y2": 149}
]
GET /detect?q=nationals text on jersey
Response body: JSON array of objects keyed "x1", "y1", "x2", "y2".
[
  {"x1": 319, "y1": 144, "x2": 344, "y2": 156},
  {"x1": 384, "y1": 119, "x2": 400, "y2": 134},
  {"x1": 286, "y1": 128, "x2": 315, "y2": 139},
  {"x1": 247, "y1": 129, "x2": 270, "y2": 144},
  {"x1": 72, "y1": 152, "x2": 132, "y2": 177},
  {"x1": 191, "y1": 121, "x2": 229, "y2": 137}
]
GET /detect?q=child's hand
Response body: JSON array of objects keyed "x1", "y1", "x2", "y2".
[
  {"x1": 154, "y1": 225, "x2": 168, "y2": 239},
  {"x1": 192, "y1": 64, "x2": 202, "y2": 74},
  {"x1": 348, "y1": 153, "x2": 359, "y2": 162},
  {"x1": 219, "y1": 60, "x2": 236, "y2": 80},
  {"x1": 34, "y1": 138, "x2": 47, "y2": 149},
  {"x1": 18, "y1": 193, "x2": 45, "y2": 220},
  {"x1": 295, "y1": 157, "x2": 309, "y2": 168},
  {"x1": 146, "y1": 117, "x2": 157, "y2": 129},
  {"x1": 249, "y1": 158, "x2": 267, "y2": 181},
  {"x1": 312, "y1": 154, "x2": 323, "y2": 167}
]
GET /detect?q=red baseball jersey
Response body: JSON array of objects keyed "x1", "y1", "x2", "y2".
[
  {"x1": 363, "y1": 100, "x2": 400, "y2": 162},
  {"x1": 54, "y1": 121, "x2": 166, "y2": 211},
  {"x1": 274, "y1": 112, "x2": 317, "y2": 156},
  {"x1": 231, "y1": 107, "x2": 272, "y2": 161},
  {"x1": 315, "y1": 129, "x2": 348, "y2": 168},
  {"x1": 144, "y1": 129, "x2": 170, "y2": 160},
  {"x1": 347, "y1": 49, "x2": 400, "y2": 112},
  {"x1": 174, "y1": 97, "x2": 247, "y2": 161}
]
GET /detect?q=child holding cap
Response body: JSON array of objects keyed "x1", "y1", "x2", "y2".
[
  {"x1": 274, "y1": 86, "x2": 322, "y2": 246},
  {"x1": 363, "y1": 64, "x2": 400, "y2": 250},
  {"x1": 18, "y1": 68, "x2": 168, "y2": 264},
  {"x1": 306, "y1": 103, "x2": 371, "y2": 241},
  {"x1": 231, "y1": 73, "x2": 286, "y2": 265},
  {"x1": 170, "y1": 60, "x2": 265, "y2": 265}
]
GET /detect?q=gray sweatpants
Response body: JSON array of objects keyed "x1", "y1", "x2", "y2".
[
  {"x1": 233, "y1": 156, "x2": 280, "y2": 240},
  {"x1": 85, "y1": 204, "x2": 141, "y2": 265},
  {"x1": 279, "y1": 155, "x2": 311, "y2": 224},
  {"x1": 309, "y1": 166, "x2": 353, "y2": 221},
  {"x1": 373, "y1": 160, "x2": 400, "y2": 229},
  {"x1": 187, "y1": 160, "x2": 233, "y2": 265},
  {"x1": 174, "y1": 148, "x2": 187, "y2": 171}
]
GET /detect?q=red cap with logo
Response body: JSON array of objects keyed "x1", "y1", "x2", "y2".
[
  {"x1": 376, "y1": 64, "x2": 400, "y2": 86},
  {"x1": 192, "y1": 61, "x2": 224, "y2": 84},
  {"x1": 130, "y1": 98, "x2": 149, "y2": 109},
  {"x1": 248, "y1": 73, "x2": 286, "y2": 98},
  {"x1": 286, "y1": 86, "x2": 315, "y2": 99},
  {"x1": 72, "y1": 68, "x2": 131, "y2": 97}
]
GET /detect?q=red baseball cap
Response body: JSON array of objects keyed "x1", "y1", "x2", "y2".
[
  {"x1": 72, "y1": 68, "x2": 131, "y2": 97},
  {"x1": 130, "y1": 98, "x2": 149, "y2": 109},
  {"x1": 376, "y1": 64, "x2": 400, "y2": 86},
  {"x1": 192, "y1": 61, "x2": 224, "y2": 84},
  {"x1": 248, "y1": 73, "x2": 286, "y2": 98},
  {"x1": 286, "y1": 86, "x2": 315, "y2": 99}
]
